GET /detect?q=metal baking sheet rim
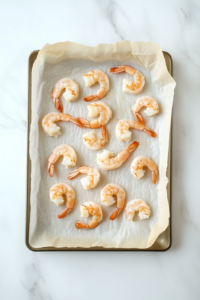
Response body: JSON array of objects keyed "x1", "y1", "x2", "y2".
[{"x1": 26, "y1": 50, "x2": 173, "y2": 252}]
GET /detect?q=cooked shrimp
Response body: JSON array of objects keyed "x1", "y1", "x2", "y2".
[
  {"x1": 50, "y1": 183, "x2": 75, "y2": 219},
  {"x1": 42, "y1": 112, "x2": 82, "y2": 137},
  {"x1": 83, "y1": 70, "x2": 109, "y2": 101},
  {"x1": 75, "y1": 201, "x2": 103, "y2": 229},
  {"x1": 116, "y1": 119, "x2": 157, "y2": 142},
  {"x1": 97, "y1": 141, "x2": 139, "y2": 170},
  {"x1": 110, "y1": 65, "x2": 145, "y2": 94},
  {"x1": 125, "y1": 200, "x2": 150, "y2": 221},
  {"x1": 48, "y1": 145, "x2": 77, "y2": 177},
  {"x1": 131, "y1": 96, "x2": 159, "y2": 123},
  {"x1": 83, "y1": 125, "x2": 108, "y2": 150},
  {"x1": 78, "y1": 102, "x2": 112, "y2": 129},
  {"x1": 52, "y1": 78, "x2": 79, "y2": 112},
  {"x1": 67, "y1": 166, "x2": 100, "y2": 189},
  {"x1": 130, "y1": 156, "x2": 158, "y2": 184},
  {"x1": 101, "y1": 184, "x2": 126, "y2": 220}
]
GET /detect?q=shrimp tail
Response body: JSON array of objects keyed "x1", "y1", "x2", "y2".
[
  {"x1": 75, "y1": 222, "x2": 89, "y2": 229},
  {"x1": 69, "y1": 117, "x2": 83, "y2": 128},
  {"x1": 48, "y1": 163, "x2": 54, "y2": 177},
  {"x1": 58, "y1": 208, "x2": 72, "y2": 219},
  {"x1": 151, "y1": 170, "x2": 158, "y2": 184},
  {"x1": 110, "y1": 67, "x2": 125, "y2": 73},
  {"x1": 67, "y1": 169, "x2": 80, "y2": 180},
  {"x1": 102, "y1": 125, "x2": 108, "y2": 142},
  {"x1": 143, "y1": 126, "x2": 157, "y2": 138},
  {"x1": 109, "y1": 208, "x2": 123, "y2": 220},
  {"x1": 126, "y1": 141, "x2": 139, "y2": 154},
  {"x1": 77, "y1": 117, "x2": 90, "y2": 128},
  {"x1": 53, "y1": 98, "x2": 63, "y2": 113},
  {"x1": 135, "y1": 112, "x2": 145, "y2": 124},
  {"x1": 84, "y1": 95, "x2": 99, "y2": 102}
]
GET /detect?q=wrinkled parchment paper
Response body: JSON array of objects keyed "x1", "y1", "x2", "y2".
[{"x1": 29, "y1": 41, "x2": 176, "y2": 249}]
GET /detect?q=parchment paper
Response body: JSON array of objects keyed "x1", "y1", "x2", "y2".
[{"x1": 29, "y1": 41, "x2": 176, "y2": 249}]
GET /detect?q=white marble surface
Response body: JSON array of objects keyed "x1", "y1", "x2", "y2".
[{"x1": 0, "y1": 0, "x2": 200, "y2": 299}]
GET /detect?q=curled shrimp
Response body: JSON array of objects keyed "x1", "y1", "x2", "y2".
[
  {"x1": 130, "y1": 156, "x2": 158, "y2": 184},
  {"x1": 52, "y1": 78, "x2": 79, "y2": 112},
  {"x1": 110, "y1": 65, "x2": 145, "y2": 94},
  {"x1": 42, "y1": 112, "x2": 82, "y2": 137},
  {"x1": 101, "y1": 184, "x2": 126, "y2": 220},
  {"x1": 83, "y1": 70, "x2": 109, "y2": 101},
  {"x1": 67, "y1": 166, "x2": 100, "y2": 189},
  {"x1": 75, "y1": 201, "x2": 103, "y2": 229},
  {"x1": 116, "y1": 119, "x2": 157, "y2": 142},
  {"x1": 78, "y1": 102, "x2": 112, "y2": 129},
  {"x1": 50, "y1": 183, "x2": 75, "y2": 219},
  {"x1": 97, "y1": 141, "x2": 139, "y2": 170},
  {"x1": 48, "y1": 145, "x2": 77, "y2": 177},
  {"x1": 131, "y1": 96, "x2": 159, "y2": 123},
  {"x1": 125, "y1": 199, "x2": 150, "y2": 221},
  {"x1": 83, "y1": 125, "x2": 108, "y2": 150}
]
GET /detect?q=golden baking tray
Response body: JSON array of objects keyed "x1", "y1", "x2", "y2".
[{"x1": 26, "y1": 50, "x2": 172, "y2": 251}]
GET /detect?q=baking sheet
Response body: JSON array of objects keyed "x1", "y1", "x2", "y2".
[
  {"x1": 28, "y1": 41, "x2": 176, "y2": 249},
  {"x1": 26, "y1": 51, "x2": 172, "y2": 251}
]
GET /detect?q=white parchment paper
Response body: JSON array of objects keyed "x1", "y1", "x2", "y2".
[{"x1": 29, "y1": 41, "x2": 176, "y2": 249}]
